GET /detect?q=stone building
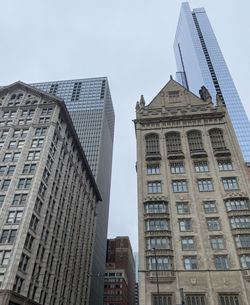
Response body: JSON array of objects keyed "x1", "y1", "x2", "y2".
[
  {"x1": 104, "y1": 237, "x2": 136, "y2": 305},
  {"x1": 0, "y1": 81, "x2": 101, "y2": 305},
  {"x1": 134, "y1": 78, "x2": 250, "y2": 305}
]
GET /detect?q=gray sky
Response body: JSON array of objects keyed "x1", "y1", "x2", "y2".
[{"x1": 1, "y1": 0, "x2": 250, "y2": 252}]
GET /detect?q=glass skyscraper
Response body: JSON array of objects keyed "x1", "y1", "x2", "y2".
[
  {"x1": 32, "y1": 77, "x2": 115, "y2": 305},
  {"x1": 174, "y1": 2, "x2": 250, "y2": 163}
]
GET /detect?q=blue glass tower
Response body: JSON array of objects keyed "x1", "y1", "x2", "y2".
[
  {"x1": 174, "y1": 2, "x2": 250, "y2": 163},
  {"x1": 32, "y1": 77, "x2": 115, "y2": 305}
]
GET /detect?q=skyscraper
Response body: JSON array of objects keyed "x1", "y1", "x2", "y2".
[
  {"x1": 174, "y1": 2, "x2": 250, "y2": 164},
  {"x1": 32, "y1": 77, "x2": 115, "y2": 305},
  {"x1": 134, "y1": 78, "x2": 250, "y2": 305},
  {"x1": 0, "y1": 81, "x2": 101, "y2": 305}
]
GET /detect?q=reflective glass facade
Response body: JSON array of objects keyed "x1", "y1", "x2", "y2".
[
  {"x1": 174, "y1": 2, "x2": 250, "y2": 163},
  {"x1": 31, "y1": 77, "x2": 115, "y2": 305}
]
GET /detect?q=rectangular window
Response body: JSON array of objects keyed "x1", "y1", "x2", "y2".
[
  {"x1": 235, "y1": 235, "x2": 250, "y2": 248},
  {"x1": 22, "y1": 164, "x2": 36, "y2": 174},
  {"x1": 0, "y1": 250, "x2": 11, "y2": 265},
  {"x1": 207, "y1": 218, "x2": 221, "y2": 231},
  {"x1": 183, "y1": 256, "x2": 198, "y2": 270},
  {"x1": 218, "y1": 294, "x2": 240, "y2": 305},
  {"x1": 197, "y1": 179, "x2": 214, "y2": 192},
  {"x1": 181, "y1": 237, "x2": 195, "y2": 250},
  {"x1": 18, "y1": 178, "x2": 32, "y2": 189},
  {"x1": 176, "y1": 202, "x2": 189, "y2": 214},
  {"x1": 194, "y1": 160, "x2": 209, "y2": 172},
  {"x1": 170, "y1": 162, "x2": 184, "y2": 174},
  {"x1": 147, "y1": 237, "x2": 171, "y2": 250},
  {"x1": 7, "y1": 165, "x2": 16, "y2": 175},
  {"x1": 31, "y1": 138, "x2": 44, "y2": 148},
  {"x1": 24, "y1": 233, "x2": 34, "y2": 251},
  {"x1": 35, "y1": 127, "x2": 47, "y2": 136},
  {"x1": 0, "y1": 229, "x2": 17, "y2": 244},
  {"x1": 230, "y1": 216, "x2": 250, "y2": 229},
  {"x1": 179, "y1": 219, "x2": 192, "y2": 232},
  {"x1": 0, "y1": 166, "x2": 6, "y2": 175},
  {"x1": 147, "y1": 181, "x2": 162, "y2": 193},
  {"x1": 218, "y1": 159, "x2": 233, "y2": 171},
  {"x1": 153, "y1": 295, "x2": 172, "y2": 305},
  {"x1": 12, "y1": 194, "x2": 27, "y2": 206},
  {"x1": 27, "y1": 151, "x2": 40, "y2": 161},
  {"x1": 1, "y1": 179, "x2": 10, "y2": 191},
  {"x1": 222, "y1": 177, "x2": 238, "y2": 190},
  {"x1": 147, "y1": 256, "x2": 172, "y2": 270},
  {"x1": 29, "y1": 215, "x2": 39, "y2": 233},
  {"x1": 144, "y1": 201, "x2": 168, "y2": 214},
  {"x1": 210, "y1": 236, "x2": 225, "y2": 249},
  {"x1": 225, "y1": 198, "x2": 249, "y2": 211},
  {"x1": 0, "y1": 195, "x2": 5, "y2": 207},
  {"x1": 240, "y1": 255, "x2": 250, "y2": 269},
  {"x1": 203, "y1": 201, "x2": 217, "y2": 213},
  {"x1": 186, "y1": 295, "x2": 206, "y2": 305},
  {"x1": 19, "y1": 253, "x2": 29, "y2": 272},
  {"x1": 172, "y1": 180, "x2": 188, "y2": 193},
  {"x1": 3, "y1": 153, "x2": 11, "y2": 162},
  {"x1": 6, "y1": 211, "x2": 23, "y2": 224},
  {"x1": 145, "y1": 219, "x2": 169, "y2": 231},
  {"x1": 214, "y1": 255, "x2": 229, "y2": 270},
  {"x1": 147, "y1": 164, "x2": 160, "y2": 175}
]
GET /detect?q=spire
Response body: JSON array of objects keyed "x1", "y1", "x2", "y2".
[{"x1": 139, "y1": 95, "x2": 145, "y2": 107}]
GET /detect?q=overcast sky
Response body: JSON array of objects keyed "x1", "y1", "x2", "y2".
[{"x1": 1, "y1": 0, "x2": 250, "y2": 252}]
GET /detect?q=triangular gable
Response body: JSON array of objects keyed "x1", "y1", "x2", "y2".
[{"x1": 147, "y1": 79, "x2": 209, "y2": 109}]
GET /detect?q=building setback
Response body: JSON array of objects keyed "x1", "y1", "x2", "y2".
[
  {"x1": 134, "y1": 78, "x2": 250, "y2": 305},
  {"x1": 174, "y1": 2, "x2": 250, "y2": 164},
  {"x1": 104, "y1": 237, "x2": 136, "y2": 305},
  {"x1": 31, "y1": 78, "x2": 115, "y2": 305},
  {"x1": 0, "y1": 82, "x2": 101, "y2": 305}
]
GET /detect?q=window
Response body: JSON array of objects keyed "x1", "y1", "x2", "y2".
[
  {"x1": 0, "y1": 166, "x2": 6, "y2": 175},
  {"x1": 183, "y1": 256, "x2": 198, "y2": 270},
  {"x1": 0, "y1": 195, "x2": 5, "y2": 207},
  {"x1": 145, "y1": 219, "x2": 169, "y2": 231},
  {"x1": 147, "y1": 163, "x2": 160, "y2": 175},
  {"x1": 218, "y1": 159, "x2": 233, "y2": 171},
  {"x1": 235, "y1": 235, "x2": 250, "y2": 248},
  {"x1": 18, "y1": 178, "x2": 32, "y2": 189},
  {"x1": 194, "y1": 160, "x2": 208, "y2": 172},
  {"x1": 6, "y1": 211, "x2": 23, "y2": 224},
  {"x1": 31, "y1": 138, "x2": 44, "y2": 148},
  {"x1": 19, "y1": 253, "x2": 29, "y2": 272},
  {"x1": 176, "y1": 202, "x2": 189, "y2": 214},
  {"x1": 34, "y1": 197, "x2": 43, "y2": 214},
  {"x1": 27, "y1": 151, "x2": 40, "y2": 161},
  {"x1": 197, "y1": 179, "x2": 214, "y2": 192},
  {"x1": 147, "y1": 237, "x2": 171, "y2": 250},
  {"x1": 181, "y1": 237, "x2": 195, "y2": 250},
  {"x1": 7, "y1": 165, "x2": 16, "y2": 175},
  {"x1": 3, "y1": 152, "x2": 20, "y2": 162},
  {"x1": 166, "y1": 132, "x2": 182, "y2": 153},
  {"x1": 153, "y1": 295, "x2": 172, "y2": 305},
  {"x1": 222, "y1": 177, "x2": 238, "y2": 190},
  {"x1": 210, "y1": 236, "x2": 225, "y2": 250},
  {"x1": 3, "y1": 153, "x2": 11, "y2": 162},
  {"x1": 207, "y1": 218, "x2": 221, "y2": 231},
  {"x1": 179, "y1": 219, "x2": 192, "y2": 232},
  {"x1": 22, "y1": 164, "x2": 36, "y2": 174},
  {"x1": 41, "y1": 107, "x2": 53, "y2": 115},
  {"x1": 209, "y1": 129, "x2": 226, "y2": 150},
  {"x1": 218, "y1": 294, "x2": 240, "y2": 305},
  {"x1": 187, "y1": 130, "x2": 204, "y2": 152},
  {"x1": 186, "y1": 295, "x2": 206, "y2": 305},
  {"x1": 203, "y1": 201, "x2": 217, "y2": 213},
  {"x1": 147, "y1": 256, "x2": 172, "y2": 270},
  {"x1": 240, "y1": 255, "x2": 250, "y2": 269},
  {"x1": 147, "y1": 181, "x2": 162, "y2": 193},
  {"x1": 1, "y1": 130, "x2": 8, "y2": 139},
  {"x1": 29, "y1": 215, "x2": 39, "y2": 232},
  {"x1": 144, "y1": 201, "x2": 168, "y2": 214},
  {"x1": 225, "y1": 198, "x2": 249, "y2": 211},
  {"x1": 35, "y1": 127, "x2": 47, "y2": 136},
  {"x1": 8, "y1": 141, "x2": 17, "y2": 149},
  {"x1": 0, "y1": 250, "x2": 11, "y2": 265},
  {"x1": 230, "y1": 216, "x2": 250, "y2": 229},
  {"x1": 13, "y1": 276, "x2": 24, "y2": 293},
  {"x1": 145, "y1": 134, "x2": 160, "y2": 155},
  {"x1": 172, "y1": 180, "x2": 187, "y2": 192},
  {"x1": 1, "y1": 179, "x2": 10, "y2": 190},
  {"x1": 12, "y1": 194, "x2": 27, "y2": 206},
  {"x1": 170, "y1": 162, "x2": 184, "y2": 174},
  {"x1": 0, "y1": 229, "x2": 17, "y2": 244},
  {"x1": 214, "y1": 255, "x2": 229, "y2": 270}
]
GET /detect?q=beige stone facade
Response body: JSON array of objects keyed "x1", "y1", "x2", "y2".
[
  {"x1": 134, "y1": 79, "x2": 250, "y2": 305},
  {"x1": 0, "y1": 82, "x2": 101, "y2": 305}
]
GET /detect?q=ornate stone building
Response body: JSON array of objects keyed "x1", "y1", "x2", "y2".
[
  {"x1": 134, "y1": 79, "x2": 250, "y2": 305},
  {"x1": 0, "y1": 82, "x2": 101, "y2": 305}
]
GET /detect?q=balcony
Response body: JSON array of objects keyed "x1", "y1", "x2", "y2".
[
  {"x1": 167, "y1": 151, "x2": 185, "y2": 160},
  {"x1": 147, "y1": 270, "x2": 176, "y2": 283},
  {"x1": 146, "y1": 153, "x2": 161, "y2": 161},
  {"x1": 214, "y1": 147, "x2": 231, "y2": 157},
  {"x1": 190, "y1": 148, "x2": 207, "y2": 158}
]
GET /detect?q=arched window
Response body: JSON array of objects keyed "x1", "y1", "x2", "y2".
[
  {"x1": 187, "y1": 130, "x2": 204, "y2": 152},
  {"x1": 209, "y1": 129, "x2": 226, "y2": 150},
  {"x1": 166, "y1": 132, "x2": 182, "y2": 153},
  {"x1": 145, "y1": 134, "x2": 159, "y2": 155}
]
